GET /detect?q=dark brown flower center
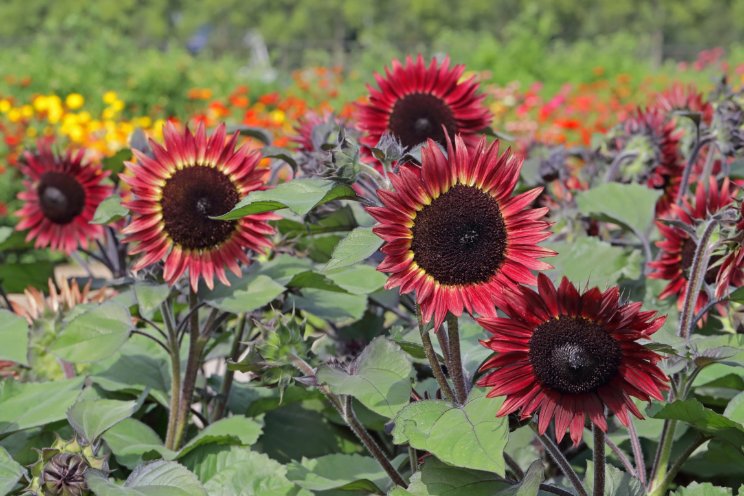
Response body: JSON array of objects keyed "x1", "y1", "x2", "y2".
[
  {"x1": 37, "y1": 172, "x2": 86, "y2": 224},
  {"x1": 410, "y1": 184, "x2": 506, "y2": 286},
  {"x1": 388, "y1": 93, "x2": 457, "y2": 149},
  {"x1": 161, "y1": 166, "x2": 241, "y2": 250},
  {"x1": 529, "y1": 317, "x2": 621, "y2": 394}
]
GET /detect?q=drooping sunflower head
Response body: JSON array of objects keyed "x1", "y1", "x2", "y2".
[
  {"x1": 121, "y1": 122, "x2": 276, "y2": 290},
  {"x1": 367, "y1": 134, "x2": 554, "y2": 329},
  {"x1": 15, "y1": 139, "x2": 112, "y2": 253},
  {"x1": 477, "y1": 274, "x2": 669, "y2": 446},
  {"x1": 655, "y1": 83, "x2": 714, "y2": 125},
  {"x1": 616, "y1": 107, "x2": 684, "y2": 215},
  {"x1": 357, "y1": 55, "x2": 491, "y2": 155},
  {"x1": 649, "y1": 177, "x2": 739, "y2": 317}
]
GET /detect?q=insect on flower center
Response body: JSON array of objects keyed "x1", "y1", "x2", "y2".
[
  {"x1": 389, "y1": 93, "x2": 457, "y2": 149},
  {"x1": 160, "y1": 165, "x2": 241, "y2": 250},
  {"x1": 410, "y1": 184, "x2": 507, "y2": 286},
  {"x1": 529, "y1": 317, "x2": 621, "y2": 394},
  {"x1": 37, "y1": 172, "x2": 86, "y2": 224}
]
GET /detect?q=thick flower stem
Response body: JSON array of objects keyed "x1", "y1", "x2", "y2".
[
  {"x1": 679, "y1": 217, "x2": 717, "y2": 341},
  {"x1": 627, "y1": 418, "x2": 647, "y2": 487},
  {"x1": 648, "y1": 434, "x2": 709, "y2": 496},
  {"x1": 172, "y1": 287, "x2": 206, "y2": 450},
  {"x1": 532, "y1": 424, "x2": 588, "y2": 496},
  {"x1": 675, "y1": 133, "x2": 712, "y2": 206},
  {"x1": 289, "y1": 354, "x2": 406, "y2": 488},
  {"x1": 649, "y1": 419, "x2": 677, "y2": 492},
  {"x1": 416, "y1": 305, "x2": 455, "y2": 402},
  {"x1": 163, "y1": 300, "x2": 181, "y2": 451},
  {"x1": 445, "y1": 313, "x2": 468, "y2": 404},
  {"x1": 593, "y1": 426, "x2": 606, "y2": 496}
]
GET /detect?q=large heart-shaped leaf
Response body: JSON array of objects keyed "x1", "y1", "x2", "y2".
[
  {"x1": 286, "y1": 453, "x2": 389, "y2": 494},
  {"x1": 392, "y1": 388, "x2": 508, "y2": 475},
  {"x1": 576, "y1": 182, "x2": 661, "y2": 235},
  {"x1": 0, "y1": 378, "x2": 84, "y2": 436},
  {"x1": 67, "y1": 394, "x2": 146, "y2": 444},
  {"x1": 0, "y1": 310, "x2": 29, "y2": 366},
  {"x1": 653, "y1": 398, "x2": 744, "y2": 448},
  {"x1": 50, "y1": 302, "x2": 132, "y2": 363},
  {"x1": 87, "y1": 460, "x2": 207, "y2": 495},
  {"x1": 323, "y1": 227, "x2": 382, "y2": 272},
  {"x1": 400, "y1": 457, "x2": 510, "y2": 495},
  {"x1": 317, "y1": 336, "x2": 412, "y2": 418},
  {"x1": 0, "y1": 447, "x2": 25, "y2": 496}
]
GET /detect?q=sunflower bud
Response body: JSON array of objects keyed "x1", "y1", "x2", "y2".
[{"x1": 39, "y1": 453, "x2": 89, "y2": 496}]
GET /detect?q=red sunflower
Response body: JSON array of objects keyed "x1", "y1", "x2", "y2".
[
  {"x1": 367, "y1": 134, "x2": 554, "y2": 329},
  {"x1": 121, "y1": 122, "x2": 276, "y2": 290},
  {"x1": 648, "y1": 177, "x2": 738, "y2": 317},
  {"x1": 15, "y1": 139, "x2": 111, "y2": 254},
  {"x1": 617, "y1": 108, "x2": 685, "y2": 216},
  {"x1": 716, "y1": 199, "x2": 744, "y2": 298},
  {"x1": 654, "y1": 83, "x2": 714, "y2": 125},
  {"x1": 356, "y1": 55, "x2": 491, "y2": 156},
  {"x1": 477, "y1": 274, "x2": 669, "y2": 446}
]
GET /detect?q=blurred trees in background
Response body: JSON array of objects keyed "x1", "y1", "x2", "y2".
[{"x1": 2, "y1": 0, "x2": 743, "y2": 67}]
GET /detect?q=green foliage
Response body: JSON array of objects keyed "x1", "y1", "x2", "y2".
[
  {"x1": 0, "y1": 378, "x2": 84, "y2": 436},
  {"x1": 393, "y1": 388, "x2": 509, "y2": 475},
  {"x1": 0, "y1": 311, "x2": 29, "y2": 366},
  {"x1": 92, "y1": 196, "x2": 128, "y2": 225},
  {"x1": 317, "y1": 337, "x2": 412, "y2": 418},
  {"x1": 87, "y1": 460, "x2": 208, "y2": 496},
  {"x1": 67, "y1": 395, "x2": 145, "y2": 444},
  {"x1": 576, "y1": 183, "x2": 662, "y2": 236},
  {"x1": 0, "y1": 446, "x2": 25, "y2": 496}
]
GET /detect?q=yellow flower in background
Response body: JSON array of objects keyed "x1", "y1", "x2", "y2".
[
  {"x1": 103, "y1": 91, "x2": 118, "y2": 105},
  {"x1": 65, "y1": 93, "x2": 84, "y2": 110},
  {"x1": 269, "y1": 109, "x2": 285, "y2": 124},
  {"x1": 0, "y1": 100, "x2": 11, "y2": 113}
]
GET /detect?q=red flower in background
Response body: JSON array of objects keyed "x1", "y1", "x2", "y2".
[
  {"x1": 649, "y1": 178, "x2": 739, "y2": 318},
  {"x1": 654, "y1": 83, "x2": 714, "y2": 125},
  {"x1": 15, "y1": 139, "x2": 111, "y2": 253},
  {"x1": 478, "y1": 274, "x2": 668, "y2": 446},
  {"x1": 368, "y1": 135, "x2": 553, "y2": 329},
  {"x1": 121, "y1": 123, "x2": 276, "y2": 290},
  {"x1": 357, "y1": 55, "x2": 491, "y2": 155}
]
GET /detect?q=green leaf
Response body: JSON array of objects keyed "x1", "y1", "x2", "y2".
[
  {"x1": 93, "y1": 195, "x2": 128, "y2": 224},
  {"x1": 405, "y1": 457, "x2": 510, "y2": 495},
  {"x1": 103, "y1": 418, "x2": 171, "y2": 469},
  {"x1": 133, "y1": 283, "x2": 170, "y2": 319},
  {"x1": 93, "y1": 351, "x2": 170, "y2": 407},
  {"x1": 177, "y1": 416, "x2": 263, "y2": 459},
  {"x1": 584, "y1": 460, "x2": 644, "y2": 496},
  {"x1": 653, "y1": 399, "x2": 744, "y2": 448},
  {"x1": 208, "y1": 274, "x2": 285, "y2": 314},
  {"x1": 0, "y1": 227, "x2": 12, "y2": 245},
  {"x1": 67, "y1": 395, "x2": 145, "y2": 444},
  {"x1": 87, "y1": 460, "x2": 207, "y2": 496},
  {"x1": 724, "y1": 391, "x2": 744, "y2": 424},
  {"x1": 325, "y1": 265, "x2": 387, "y2": 295},
  {"x1": 728, "y1": 286, "x2": 744, "y2": 304},
  {"x1": 318, "y1": 337, "x2": 412, "y2": 418},
  {"x1": 50, "y1": 302, "x2": 132, "y2": 363},
  {"x1": 286, "y1": 270, "x2": 346, "y2": 293},
  {"x1": 671, "y1": 482, "x2": 734, "y2": 496},
  {"x1": 546, "y1": 237, "x2": 641, "y2": 286},
  {"x1": 0, "y1": 310, "x2": 29, "y2": 366},
  {"x1": 324, "y1": 227, "x2": 383, "y2": 272},
  {"x1": 0, "y1": 261, "x2": 55, "y2": 293},
  {"x1": 230, "y1": 126, "x2": 272, "y2": 145},
  {"x1": 199, "y1": 449, "x2": 305, "y2": 496},
  {"x1": 576, "y1": 182, "x2": 661, "y2": 235},
  {"x1": 286, "y1": 453, "x2": 388, "y2": 493},
  {"x1": 494, "y1": 460, "x2": 543, "y2": 496},
  {"x1": 215, "y1": 178, "x2": 355, "y2": 219},
  {"x1": 291, "y1": 288, "x2": 367, "y2": 324},
  {"x1": 0, "y1": 446, "x2": 25, "y2": 496},
  {"x1": 257, "y1": 255, "x2": 314, "y2": 285},
  {"x1": 392, "y1": 388, "x2": 509, "y2": 475},
  {"x1": 0, "y1": 378, "x2": 84, "y2": 435}
]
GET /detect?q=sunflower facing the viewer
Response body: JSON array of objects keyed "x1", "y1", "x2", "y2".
[
  {"x1": 368, "y1": 134, "x2": 554, "y2": 329},
  {"x1": 15, "y1": 139, "x2": 112, "y2": 254},
  {"x1": 121, "y1": 123, "x2": 276, "y2": 290},
  {"x1": 357, "y1": 55, "x2": 491, "y2": 155},
  {"x1": 478, "y1": 274, "x2": 669, "y2": 446}
]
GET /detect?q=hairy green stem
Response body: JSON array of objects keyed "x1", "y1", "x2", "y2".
[
  {"x1": 163, "y1": 299, "x2": 181, "y2": 451},
  {"x1": 593, "y1": 426, "x2": 606, "y2": 496},
  {"x1": 445, "y1": 313, "x2": 468, "y2": 404},
  {"x1": 679, "y1": 217, "x2": 717, "y2": 341},
  {"x1": 605, "y1": 435, "x2": 636, "y2": 477},
  {"x1": 627, "y1": 418, "x2": 647, "y2": 487},
  {"x1": 532, "y1": 424, "x2": 588, "y2": 496},
  {"x1": 649, "y1": 434, "x2": 708, "y2": 496},
  {"x1": 416, "y1": 306, "x2": 455, "y2": 402},
  {"x1": 649, "y1": 419, "x2": 677, "y2": 491},
  {"x1": 172, "y1": 287, "x2": 205, "y2": 450}
]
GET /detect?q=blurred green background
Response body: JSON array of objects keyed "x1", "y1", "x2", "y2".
[{"x1": 1, "y1": 0, "x2": 743, "y2": 111}]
